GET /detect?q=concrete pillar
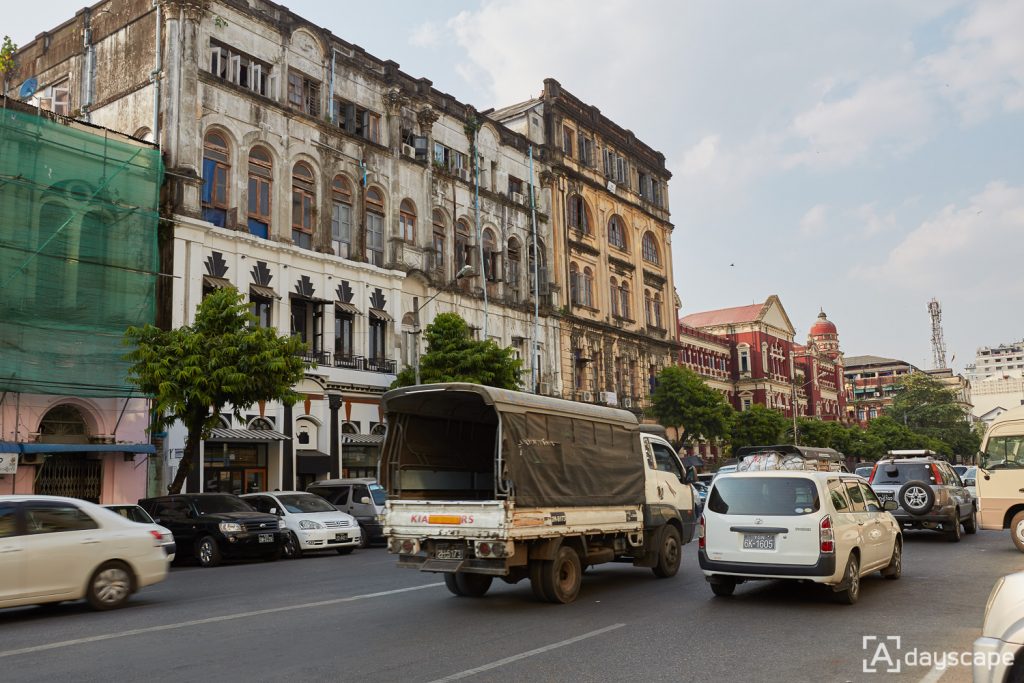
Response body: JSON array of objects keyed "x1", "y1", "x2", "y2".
[{"x1": 328, "y1": 393, "x2": 341, "y2": 478}]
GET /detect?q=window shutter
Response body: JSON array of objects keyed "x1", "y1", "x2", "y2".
[
  {"x1": 201, "y1": 158, "x2": 217, "y2": 203},
  {"x1": 344, "y1": 103, "x2": 356, "y2": 133}
]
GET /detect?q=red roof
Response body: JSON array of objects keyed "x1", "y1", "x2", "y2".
[
  {"x1": 680, "y1": 303, "x2": 764, "y2": 328},
  {"x1": 810, "y1": 319, "x2": 837, "y2": 335}
]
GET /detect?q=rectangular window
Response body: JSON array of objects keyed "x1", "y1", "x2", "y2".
[
  {"x1": 291, "y1": 188, "x2": 314, "y2": 250},
  {"x1": 251, "y1": 294, "x2": 272, "y2": 328},
  {"x1": 51, "y1": 79, "x2": 70, "y2": 116},
  {"x1": 335, "y1": 310, "x2": 354, "y2": 359},
  {"x1": 369, "y1": 317, "x2": 387, "y2": 360},
  {"x1": 432, "y1": 233, "x2": 445, "y2": 271},
  {"x1": 336, "y1": 99, "x2": 382, "y2": 143},
  {"x1": 562, "y1": 125, "x2": 574, "y2": 157},
  {"x1": 366, "y1": 213, "x2": 384, "y2": 266},
  {"x1": 248, "y1": 175, "x2": 271, "y2": 238},
  {"x1": 577, "y1": 131, "x2": 593, "y2": 166},
  {"x1": 508, "y1": 176, "x2": 524, "y2": 196},
  {"x1": 290, "y1": 299, "x2": 324, "y2": 353},
  {"x1": 208, "y1": 42, "x2": 272, "y2": 96},
  {"x1": 331, "y1": 202, "x2": 352, "y2": 258},
  {"x1": 288, "y1": 70, "x2": 320, "y2": 117}
]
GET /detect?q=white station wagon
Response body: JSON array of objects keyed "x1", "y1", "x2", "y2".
[{"x1": 699, "y1": 471, "x2": 902, "y2": 604}]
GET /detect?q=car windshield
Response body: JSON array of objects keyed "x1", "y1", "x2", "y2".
[
  {"x1": 192, "y1": 495, "x2": 255, "y2": 514},
  {"x1": 108, "y1": 506, "x2": 154, "y2": 524},
  {"x1": 275, "y1": 494, "x2": 336, "y2": 514},
  {"x1": 369, "y1": 483, "x2": 387, "y2": 505},
  {"x1": 855, "y1": 467, "x2": 873, "y2": 478},
  {"x1": 980, "y1": 435, "x2": 1024, "y2": 470},
  {"x1": 872, "y1": 463, "x2": 935, "y2": 485},
  {"x1": 708, "y1": 477, "x2": 820, "y2": 516}
]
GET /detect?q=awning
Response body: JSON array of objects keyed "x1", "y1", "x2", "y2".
[
  {"x1": 342, "y1": 434, "x2": 385, "y2": 446},
  {"x1": 203, "y1": 275, "x2": 233, "y2": 290},
  {"x1": 335, "y1": 302, "x2": 362, "y2": 315},
  {"x1": 0, "y1": 442, "x2": 156, "y2": 454},
  {"x1": 207, "y1": 428, "x2": 289, "y2": 442},
  {"x1": 249, "y1": 284, "x2": 279, "y2": 300},
  {"x1": 297, "y1": 450, "x2": 333, "y2": 475},
  {"x1": 368, "y1": 308, "x2": 393, "y2": 322}
]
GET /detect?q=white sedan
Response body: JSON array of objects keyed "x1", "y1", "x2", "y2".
[
  {"x1": 241, "y1": 491, "x2": 361, "y2": 557},
  {"x1": 0, "y1": 495, "x2": 169, "y2": 610},
  {"x1": 974, "y1": 571, "x2": 1024, "y2": 683}
]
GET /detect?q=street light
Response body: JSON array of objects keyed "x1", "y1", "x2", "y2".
[{"x1": 413, "y1": 264, "x2": 474, "y2": 385}]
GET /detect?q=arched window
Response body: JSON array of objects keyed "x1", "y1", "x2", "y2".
[
  {"x1": 644, "y1": 289, "x2": 653, "y2": 326},
  {"x1": 291, "y1": 162, "x2": 315, "y2": 250},
  {"x1": 569, "y1": 262, "x2": 580, "y2": 305},
  {"x1": 620, "y1": 281, "x2": 631, "y2": 319},
  {"x1": 608, "y1": 215, "x2": 627, "y2": 250},
  {"x1": 738, "y1": 344, "x2": 751, "y2": 373},
  {"x1": 567, "y1": 194, "x2": 590, "y2": 234},
  {"x1": 202, "y1": 131, "x2": 230, "y2": 227},
  {"x1": 506, "y1": 237, "x2": 521, "y2": 291},
  {"x1": 762, "y1": 342, "x2": 769, "y2": 373},
  {"x1": 609, "y1": 277, "x2": 619, "y2": 317},
  {"x1": 38, "y1": 404, "x2": 89, "y2": 441},
  {"x1": 482, "y1": 228, "x2": 498, "y2": 281},
  {"x1": 528, "y1": 238, "x2": 546, "y2": 295},
  {"x1": 341, "y1": 421, "x2": 358, "y2": 434},
  {"x1": 331, "y1": 175, "x2": 353, "y2": 258},
  {"x1": 365, "y1": 187, "x2": 384, "y2": 266},
  {"x1": 249, "y1": 417, "x2": 274, "y2": 430},
  {"x1": 399, "y1": 199, "x2": 416, "y2": 242},
  {"x1": 247, "y1": 146, "x2": 272, "y2": 238},
  {"x1": 654, "y1": 292, "x2": 663, "y2": 328},
  {"x1": 455, "y1": 219, "x2": 471, "y2": 271},
  {"x1": 642, "y1": 231, "x2": 660, "y2": 265},
  {"x1": 431, "y1": 209, "x2": 446, "y2": 273},
  {"x1": 582, "y1": 266, "x2": 594, "y2": 307}
]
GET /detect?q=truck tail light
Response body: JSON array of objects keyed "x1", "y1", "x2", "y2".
[
  {"x1": 474, "y1": 541, "x2": 510, "y2": 558},
  {"x1": 698, "y1": 514, "x2": 706, "y2": 550},
  {"x1": 931, "y1": 463, "x2": 943, "y2": 485},
  {"x1": 868, "y1": 464, "x2": 878, "y2": 483},
  {"x1": 819, "y1": 515, "x2": 834, "y2": 553}
]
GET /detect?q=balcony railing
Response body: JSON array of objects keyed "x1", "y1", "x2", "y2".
[{"x1": 296, "y1": 350, "x2": 396, "y2": 374}]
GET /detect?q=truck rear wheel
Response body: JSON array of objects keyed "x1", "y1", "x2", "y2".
[
  {"x1": 444, "y1": 572, "x2": 465, "y2": 596},
  {"x1": 541, "y1": 546, "x2": 582, "y2": 604},
  {"x1": 652, "y1": 525, "x2": 682, "y2": 578},
  {"x1": 529, "y1": 560, "x2": 551, "y2": 601},
  {"x1": 455, "y1": 572, "x2": 493, "y2": 597}
]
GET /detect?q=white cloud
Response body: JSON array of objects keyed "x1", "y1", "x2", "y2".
[
  {"x1": 855, "y1": 203, "x2": 899, "y2": 237},
  {"x1": 409, "y1": 21, "x2": 443, "y2": 49},
  {"x1": 799, "y1": 204, "x2": 828, "y2": 236}
]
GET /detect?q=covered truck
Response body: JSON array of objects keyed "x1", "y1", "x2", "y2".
[{"x1": 381, "y1": 383, "x2": 696, "y2": 604}]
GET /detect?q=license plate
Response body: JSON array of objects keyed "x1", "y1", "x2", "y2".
[
  {"x1": 335, "y1": 533, "x2": 348, "y2": 542},
  {"x1": 435, "y1": 545, "x2": 464, "y2": 560},
  {"x1": 258, "y1": 533, "x2": 273, "y2": 543},
  {"x1": 743, "y1": 534, "x2": 775, "y2": 550},
  {"x1": 877, "y1": 492, "x2": 896, "y2": 502}
]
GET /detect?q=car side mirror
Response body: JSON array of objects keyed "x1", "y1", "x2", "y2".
[
  {"x1": 684, "y1": 466, "x2": 697, "y2": 485},
  {"x1": 152, "y1": 518, "x2": 162, "y2": 524},
  {"x1": 360, "y1": 496, "x2": 372, "y2": 505},
  {"x1": 883, "y1": 500, "x2": 898, "y2": 512},
  {"x1": 269, "y1": 507, "x2": 278, "y2": 515}
]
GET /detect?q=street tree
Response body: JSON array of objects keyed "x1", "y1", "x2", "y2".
[
  {"x1": 889, "y1": 373, "x2": 979, "y2": 457},
  {"x1": 648, "y1": 366, "x2": 734, "y2": 448},
  {"x1": 391, "y1": 312, "x2": 521, "y2": 389},
  {"x1": 730, "y1": 404, "x2": 789, "y2": 453},
  {"x1": 865, "y1": 415, "x2": 949, "y2": 457},
  {"x1": 0, "y1": 37, "x2": 16, "y2": 93},
  {"x1": 124, "y1": 288, "x2": 309, "y2": 493}
]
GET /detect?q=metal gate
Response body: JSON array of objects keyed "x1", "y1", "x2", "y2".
[{"x1": 37, "y1": 455, "x2": 102, "y2": 502}]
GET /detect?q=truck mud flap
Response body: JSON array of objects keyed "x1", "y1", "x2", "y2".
[{"x1": 420, "y1": 558, "x2": 465, "y2": 573}]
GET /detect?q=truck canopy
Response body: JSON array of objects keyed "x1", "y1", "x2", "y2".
[{"x1": 380, "y1": 383, "x2": 644, "y2": 507}]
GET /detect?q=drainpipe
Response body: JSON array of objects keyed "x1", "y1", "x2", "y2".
[
  {"x1": 82, "y1": 9, "x2": 94, "y2": 122},
  {"x1": 152, "y1": 0, "x2": 162, "y2": 142},
  {"x1": 529, "y1": 145, "x2": 541, "y2": 393},
  {"x1": 474, "y1": 126, "x2": 487, "y2": 339}
]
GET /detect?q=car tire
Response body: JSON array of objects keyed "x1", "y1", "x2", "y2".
[
  {"x1": 529, "y1": 560, "x2": 551, "y2": 602},
  {"x1": 443, "y1": 572, "x2": 465, "y2": 597},
  {"x1": 336, "y1": 547, "x2": 354, "y2": 555},
  {"x1": 358, "y1": 527, "x2": 370, "y2": 549},
  {"x1": 1012, "y1": 511, "x2": 1024, "y2": 553},
  {"x1": 283, "y1": 532, "x2": 302, "y2": 559},
  {"x1": 898, "y1": 481, "x2": 935, "y2": 516},
  {"x1": 86, "y1": 561, "x2": 134, "y2": 611},
  {"x1": 454, "y1": 572, "x2": 493, "y2": 598},
  {"x1": 540, "y1": 546, "x2": 582, "y2": 604},
  {"x1": 1006, "y1": 648, "x2": 1024, "y2": 683},
  {"x1": 710, "y1": 579, "x2": 736, "y2": 597},
  {"x1": 836, "y1": 553, "x2": 861, "y2": 605},
  {"x1": 881, "y1": 538, "x2": 902, "y2": 579},
  {"x1": 947, "y1": 510, "x2": 962, "y2": 542},
  {"x1": 196, "y1": 536, "x2": 222, "y2": 568},
  {"x1": 963, "y1": 507, "x2": 978, "y2": 535},
  {"x1": 652, "y1": 524, "x2": 682, "y2": 579}
]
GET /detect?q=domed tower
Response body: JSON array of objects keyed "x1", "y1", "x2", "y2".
[{"x1": 809, "y1": 309, "x2": 840, "y2": 359}]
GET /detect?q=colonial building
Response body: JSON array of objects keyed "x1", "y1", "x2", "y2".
[
  {"x1": 792, "y1": 310, "x2": 846, "y2": 421},
  {"x1": 494, "y1": 79, "x2": 679, "y2": 409},
  {"x1": 843, "y1": 355, "x2": 920, "y2": 425},
  {"x1": 964, "y1": 340, "x2": 1024, "y2": 421}
]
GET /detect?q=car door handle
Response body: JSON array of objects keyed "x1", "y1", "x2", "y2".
[
  {"x1": 80, "y1": 538, "x2": 101, "y2": 544},
  {"x1": 0, "y1": 547, "x2": 22, "y2": 553}
]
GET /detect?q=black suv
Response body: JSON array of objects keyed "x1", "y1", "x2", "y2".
[
  {"x1": 868, "y1": 451, "x2": 976, "y2": 542},
  {"x1": 139, "y1": 493, "x2": 286, "y2": 567}
]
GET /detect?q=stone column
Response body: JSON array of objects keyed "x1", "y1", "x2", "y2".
[
  {"x1": 328, "y1": 393, "x2": 341, "y2": 478},
  {"x1": 282, "y1": 403, "x2": 294, "y2": 490}
]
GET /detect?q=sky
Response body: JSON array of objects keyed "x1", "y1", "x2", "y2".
[{"x1": 6, "y1": 0, "x2": 1023, "y2": 372}]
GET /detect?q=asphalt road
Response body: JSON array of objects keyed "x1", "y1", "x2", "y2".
[{"x1": 1, "y1": 530, "x2": 1022, "y2": 683}]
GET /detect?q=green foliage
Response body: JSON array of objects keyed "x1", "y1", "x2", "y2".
[
  {"x1": 648, "y1": 366, "x2": 734, "y2": 445},
  {"x1": 889, "y1": 373, "x2": 979, "y2": 457},
  {"x1": 0, "y1": 36, "x2": 16, "y2": 78},
  {"x1": 391, "y1": 312, "x2": 522, "y2": 390},
  {"x1": 124, "y1": 288, "x2": 309, "y2": 492},
  {"x1": 730, "y1": 404, "x2": 789, "y2": 452}
]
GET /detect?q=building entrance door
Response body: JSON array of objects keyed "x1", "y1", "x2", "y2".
[
  {"x1": 243, "y1": 468, "x2": 266, "y2": 494},
  {"x1": 36, "y1": 454, "x2": 102, "y2": 502}
]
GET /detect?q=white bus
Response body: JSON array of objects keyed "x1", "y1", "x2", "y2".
[{"x1": 976, "y1": 405, "x2": 1024, "y2": 552}]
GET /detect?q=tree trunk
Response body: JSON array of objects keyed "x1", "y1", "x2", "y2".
[{"x1": 168, "y1": 409, "x2": 205, "y2": 494}]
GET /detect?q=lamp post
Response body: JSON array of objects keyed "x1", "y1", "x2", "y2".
[{"x1": 414, "y1": 264, "x2": 474, "y2": 385}]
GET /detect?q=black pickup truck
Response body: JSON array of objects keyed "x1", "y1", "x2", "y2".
[{"x1": 139, "y1": 493, "x2": 286, "y2": 567}]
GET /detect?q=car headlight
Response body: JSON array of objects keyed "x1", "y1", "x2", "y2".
[
  {"x1": 278, "y1": 519, "x2": 286, "y2": 530},
  {"x1": 299, "y1": 520, "x2": 323, "y2": 530},
  {"x1": 219, "y1": 522, "x2": 243, "y2": 533}
]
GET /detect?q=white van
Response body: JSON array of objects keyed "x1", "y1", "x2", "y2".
[
  {"x1": 699, "y1": 471, "x2": 902, "y2": 604},
  {"x1": 976, "y1": 405, "x2": 1024, "y2": 552}
]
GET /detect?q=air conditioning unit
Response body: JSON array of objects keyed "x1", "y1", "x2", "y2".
[
  {"x1": 622, "y1": 397, "x2": 634, "y2": 408},
  {"x1": 510, "y1": 191, "x2": 525, "y2": 205},
  {"x1": 580, "y1": 391, "x2": 594, "y2": 403},
  {"x1": 401, "y1": 144, "x2": 416, "y2": 158},
  {"x1": 20, "y1": 453, "x2": 45, "y2": 466},
  {"x1": 456, "y1": 168, "x2": 471, "y2": 183},
  {"x1": 538, "y1": 382, "x2": 551, "y2": 396}
]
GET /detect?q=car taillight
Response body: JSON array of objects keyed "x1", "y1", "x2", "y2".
[
  {"x1": 698, "y1": 514, "x2": 706, "y2": 550},
  {"x1": 931, "y1": 463, "x2": 943, "y2": 485},
  {"x1": 149, "y1": 530, "x2": 163, "y2": 543},
  {"x1": 819, "y1": 515, "x2": 834, "y2": 553},
  {"x1": 868, "y1": 464, "x2": 878, "y2": 483}
]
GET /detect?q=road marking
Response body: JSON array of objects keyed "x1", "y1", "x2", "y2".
[
  {"x1": 427, "y1": 623, "x2": 626, "y2": 682},
  {"x1": 919, "y1": 664, "x2": 946, "y2": 683},
  {"x1": 0, "y1": 582, "x2": 443, "y2": 659}
]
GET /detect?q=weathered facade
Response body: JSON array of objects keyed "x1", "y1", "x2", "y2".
[{"x1": 494, "y1": 79, "x2": 679, "y2": 409}]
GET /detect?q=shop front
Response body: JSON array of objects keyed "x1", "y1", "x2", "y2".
[
  {"x1": 197, "y1": 428, "x2": 289, "y2": 493},
  {"x1": 341, "y1": 434, "x2": 384, "y2": 479}
]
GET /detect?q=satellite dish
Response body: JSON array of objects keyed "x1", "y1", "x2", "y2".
[{"x1": 19, "y1": 77, "x2": 38, "y2": 100}]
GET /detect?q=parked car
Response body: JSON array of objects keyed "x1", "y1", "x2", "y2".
[
  {"x1": 692, "y1": 482, "x2": 708, "y2": 514},
  {"x1": 699, "y1": 471, "x2": 902, "y2": 604},
  {"x1": 138, "y1": 493, "x2": 286, "y2": 567},
  {"x1": 953, "y1": 464, "x2": 970, "y2": 478},
  {"x1": 242, "y1": 491, "x2": 361, "y2": 558},
  {"x1": 712, "y1": 465, "x2": 737, "y2": 480},
  {"x1": 855, "y1": 466, "x2": 874, "y2": 479},
  {"x1": 104, "y1": 504, "x2": 176, "y2": 561},
  {"x1": 0, "y1": 495, "x2": 168, "y2": 610},
  {"x1": 867, "y1": 451, "x2": 976, "y2": 541},
  {"x1": 962, "y1": 466, "x2": 978, "y2": 501},
  {"x1": 307, "y1": 478, "x2": 387, "y2": 546},
  {"x1": 973, "y1": 571, "x2": 1024, "y2": 683}
]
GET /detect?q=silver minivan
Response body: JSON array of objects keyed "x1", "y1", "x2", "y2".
[{"x1": 307, "y1": 478, "x2": 387, "y2": 546}]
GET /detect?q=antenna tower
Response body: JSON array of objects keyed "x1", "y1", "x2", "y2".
[{"x1": 928, "y1": 298, "x2": 947, "y2": 369}]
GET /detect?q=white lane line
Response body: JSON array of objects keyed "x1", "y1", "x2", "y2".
[
  {"x1": 428, "y1": 622, "x2": 627, "y2": 682},
  {"x1": 0, "y1": 582, "x2": 443, "y2": 659},
  {"x1": 919, "y1": 664, "x2": 946, "y2": 683}
]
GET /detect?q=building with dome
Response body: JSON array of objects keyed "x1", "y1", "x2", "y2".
[{"x1": 792, "y1": 310, "x2": 846, "y2": 422}]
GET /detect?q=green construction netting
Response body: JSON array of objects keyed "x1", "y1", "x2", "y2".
[{"x1": 0, "y1": 106, "x2": 163, "y2": 397}]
